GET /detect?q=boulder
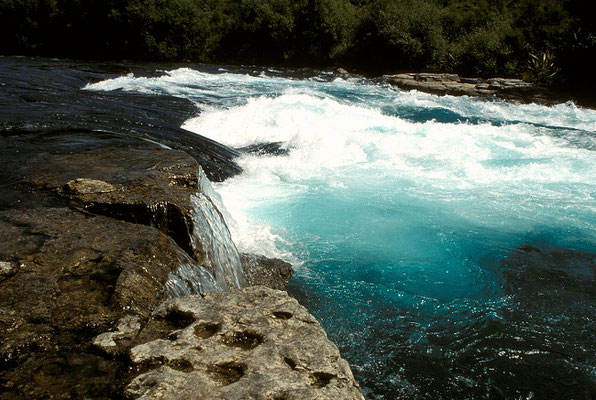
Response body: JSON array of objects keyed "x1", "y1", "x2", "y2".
[
  {"x1": 124, "y1": 286, "x2": 364, "y2": 400},
  {"x1": 27, "y1": 145, "x2": 201, "y2": 260},
  {"x1": 241, "y1": 253, "x2": 294, "y2": 290},
  {"x1": 24, "y1": 141, "x2": 245, "y2": 289},
  {"x1": 383, "y1": 72, "x2": 553, "y2": 103}
]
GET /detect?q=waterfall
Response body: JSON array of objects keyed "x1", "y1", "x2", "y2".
[
  {"x1": 160, "y1": 166, "x2": 246, "y2": 296},
  {"x1": 164, "y1": 261, "x2": 222, "y2": 297},
  {"x1": 189, "y1": 167, "x2": 246, "y2": 289},
  {"x1": 197, "y1": 165, "x2": 235, "y2": 226}
]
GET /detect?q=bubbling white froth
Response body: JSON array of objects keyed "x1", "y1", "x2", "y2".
[
  {"x1": 182, "y1": 89, "x2": 596, "y2": 258},
  {"x1": 85, "y1": 67, "x2": 596, "y2": 259}
]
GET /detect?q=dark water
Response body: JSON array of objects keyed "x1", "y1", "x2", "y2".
[{"x1": 2, "y1": 57, "x2": 595, "y2": 399}]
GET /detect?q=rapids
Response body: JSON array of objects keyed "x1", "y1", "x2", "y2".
[{"x1": 3, "y1": 57, "x2": 594, "y2": 399}]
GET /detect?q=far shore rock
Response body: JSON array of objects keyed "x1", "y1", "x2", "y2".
[{"x1": 384, "y1": 72, "x2": 557, "y2": 104}]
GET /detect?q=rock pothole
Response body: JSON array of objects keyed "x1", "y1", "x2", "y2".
[
  {"x1": 283, "y1": 357, "x2": 297, "y2": 370},
  {"x1": 311, "y1": 372, "x2": 336, "y2": 388},
  {"x1": 163, "y1": 309, "x2": 195, "y2": 329},
  {"x1": 208, "y1": 361, "x2": 246, "y2": 385},
  {"x1": 271, "y1": 311, "x2": 293, "y2": 320},
  {"x1": 220, "y1": 331, "x2": 264, "y2": 350},
  {"x1": 125, "y1": 287, "x2": 365, "y2": 399},
  {"x1": 168, "y1": 359, "x2": 194, "y2": 373},
  {"x1": 194, "y1": 322, "x2": 221, "y2": 339}
]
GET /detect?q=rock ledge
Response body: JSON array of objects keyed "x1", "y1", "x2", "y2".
[
  {"x1": 384, "y1": 73, "x2": 555, "y2": 103},
  {"x1": 124, "y1": 286, "x2": 364, "y2": 400}
]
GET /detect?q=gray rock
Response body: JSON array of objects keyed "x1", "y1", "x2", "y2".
[
  {"x1": 0, "y1": 260, "x2": 18, "y2": 278},
  {"x1": 241, "y1": 253, "x2": 294, "y2": 290},
  {"x1": 63, "y1": 178, "x2": 117, "y2": 194},
  {"x1": 125, "y1": 286, "x2": 364, "y2": 400},
  {"x1": 384, "y1": 72, "x2": 553, "y2": 103}
]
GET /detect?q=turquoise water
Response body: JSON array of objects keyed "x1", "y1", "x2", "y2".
[{"x1": 87, "y1": 68, "x2": 596, "y2": 399}]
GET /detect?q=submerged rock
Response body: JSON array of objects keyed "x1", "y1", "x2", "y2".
[
  {"x1": 237, "y1": 141, "x2": 290, "y2": 157},
  {"x1": 125, "y1": 286, "x2": 364, "y2": 400}
]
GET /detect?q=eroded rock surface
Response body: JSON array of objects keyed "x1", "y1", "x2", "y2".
[
  {"x1": 0, "y1": 130, "x2": 361, "y2": 399},
  {"x1": 384, "y1": 73, "x2": 555, "y2": 103},
  {"x1": 0, "y1": 207, "x2": 208, "y2": 398},
  {"x1": 125, "y1": 286, "x2": 364, "y2": 400}
]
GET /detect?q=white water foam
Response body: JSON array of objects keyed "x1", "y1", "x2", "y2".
[
  {"x1": 85, "y1": 68, "x2": 596, "y2": 261},
  {"x1": 181, "y1": 90, "x2": 596, "y2": 255}
]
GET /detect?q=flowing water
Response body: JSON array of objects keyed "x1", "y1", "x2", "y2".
[{"x1": 5, "y1": 58, "x2": 596, "y2": 399}]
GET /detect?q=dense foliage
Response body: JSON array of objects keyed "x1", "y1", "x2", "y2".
[{"x1": 1, "y1": 0, "x2": 594, "y2": 89}]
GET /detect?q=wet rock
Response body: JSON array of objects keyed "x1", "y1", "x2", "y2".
[
  {"x1": 384, "y1": 73, "x2": 555, "y2": 103},
  {"x1": 500, "y1": 245, "x2": 596, "y2": 302},
  {"x1": 241, "y1": 253, "x2": 294, "y2": 290},
  {"x1": 237, "y1": 141, "x2": 289, "y2": 157},
  {"x1": 25, "y1": 142, "x2": 245, "y2": 289},
  {"x1": 125, "y1": 286, "x2": 364, "y2": 400},
  {"x1": 92, "y1": 315, "x2": 142, "y2": 357},
  {"x1": 0, "y1": 207, "x2": 208, "y2": 398},
  {"x1": 334, "y1": 67, "x2": 349, "y2": 75},
  {"x1": 0, "y1": 57, "x2": 242, "y2": 183},
  {"x1": 63, "y1": 178, "x2": 117, "y2": 194},
  {"x1": 27, "y1": 146, "x2": 200, "y2": 260}
]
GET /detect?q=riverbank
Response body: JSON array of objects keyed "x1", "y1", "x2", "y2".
[
  {"x1": 0, "y1": 130, "x2": 363, "y2": 399},
  {"x1": 0, "y1": 57, "x2": 364, "y2": 399},
  {"x1": 2, "y1": 57, "x2": 595, "y2": 399},
  {"x1": 382, "y1": 73, "x2": 558, "y2": 105},
  {"x1": 337, "y1": 67, "x2": 593, "y2": 108}
]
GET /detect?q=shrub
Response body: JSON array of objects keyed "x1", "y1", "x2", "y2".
[{"x1": 523, "y1": 50, "x2": 559, "y2": 86}]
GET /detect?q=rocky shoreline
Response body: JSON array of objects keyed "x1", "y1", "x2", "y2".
[
  {"x1": 382, "y1": 73, "x2": 561, "y2": 105},
  {"x1": 0, "y1": 131, "x2": 364, "y2": 399}
]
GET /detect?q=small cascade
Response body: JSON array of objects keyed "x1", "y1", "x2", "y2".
[
  {"x1": 197, "y1": 166, "x2": 235, "y2": 225},
  {"x1": 186, "y1": 167, "x2": 246, "y2": 289},
  {"x1": 190, "y1": 193, "x2": 246, "y2": 289},
  {"x1": 165, "y1": 261, "x2": 222, "y2": 297}
]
